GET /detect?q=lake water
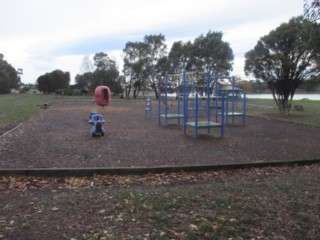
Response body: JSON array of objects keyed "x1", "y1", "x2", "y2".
[
  {"x1": 246, "y1": 93, "x2": 320, "y2": 100},
  {"x1": 162, "y1": 93, "x2": 320, "y2": 100}
]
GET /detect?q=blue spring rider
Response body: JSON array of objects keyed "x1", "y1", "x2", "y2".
[{"x1": 89, "y1": 112, "x2": 106, "y2": 137}]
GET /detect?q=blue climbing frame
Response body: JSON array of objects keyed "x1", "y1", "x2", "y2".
[
  {"x1": 216, "y1": 76, "x2": 247, "y2": 126},
  {"x1": 183, "y1": 71, "x2": 225, "y2": 139},
  {"x1": 158, "y1": 75, "x2": 184, "y2": 127}
]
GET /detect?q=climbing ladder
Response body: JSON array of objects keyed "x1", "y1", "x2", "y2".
[{"x1": 145, "y1": 96, "x2": 152, "y2": 118}]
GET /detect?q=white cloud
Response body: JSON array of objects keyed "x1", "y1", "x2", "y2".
[{"x1": 0, "y1": 0, "x2": 303, "y2": 84}]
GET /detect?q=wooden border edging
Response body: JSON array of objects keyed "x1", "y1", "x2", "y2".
[
  {"x1": 0, "y1": 123, "x2": 23, "y2": 138},
  {"x1": 0, "y1": 159, "x2": 319, "y2": 177}
]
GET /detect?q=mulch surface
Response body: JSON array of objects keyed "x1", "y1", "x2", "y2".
[{"x1": 0, "y1": 100, "x2": 319, "y2": 169}]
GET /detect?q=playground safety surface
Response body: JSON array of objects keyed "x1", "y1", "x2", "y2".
[{"x1": 0, "y1": 100, "x2": 319, "y2": 170}]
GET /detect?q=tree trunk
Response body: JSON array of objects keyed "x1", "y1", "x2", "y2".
[
  {"x1": 272, "y1": 92, "x2": 292, "y2": 116},
  {"x1": 277, "y1": 99, "x2": 291, "y2": 116},
  {"x1": 133, "y1": 88, "x2": 140, "y2": 99},
  {"x1": 154, "y1": 87, "x2": 160, "y2": 100},
  {"x1": 125, "y1": 86, "x2": 131, "y2": 98}
]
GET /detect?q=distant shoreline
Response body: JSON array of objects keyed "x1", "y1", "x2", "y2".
[{"x1": 246, "y1": 93, "x2": 320, "y2": 100}]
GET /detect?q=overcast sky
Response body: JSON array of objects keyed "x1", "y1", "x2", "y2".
[{"x1": 1, "y1": 0, "x2": 303, "y2": 84}]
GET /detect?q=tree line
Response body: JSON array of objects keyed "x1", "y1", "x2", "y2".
[
  {"x1": 0, "y1": 54, "x2": 21, "y2": 94},
  {"x1": 0, "y1": 3, "x2": 319, "y2": 116},
  {"x1": 73, "y1": 31, "x2": 234, "y2": 99}
]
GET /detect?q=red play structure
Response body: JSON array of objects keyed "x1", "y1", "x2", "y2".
[{"x1": 94, "y1": 86, "x2": 111, "y2": 107}]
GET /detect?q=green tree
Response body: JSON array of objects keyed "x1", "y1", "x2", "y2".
[
  {"x1": 123, "y1": 41, "x2": 148, "y2": 98},
  {"x1": 304, "y1": 0, "x2": 320, "y2": 22},
  {"x1": 168, "y1": 32, "x2": 234, "y2": 75},
  {"x1": 75, "y1": 72, "x2": 94, "y2": 90},
  {"x1": 192, "y1": 31, "x2": 234, "y2": 74},
  {"x1": 244, "y1": 17, "x2": 320, "y2": 116},
  {"x1": 92, "y1": 52, "x2": 121, "y2": 94},
  {"x1": 0, "y1": 53, "x2": 21, "y2": 93},
  {"x1": 144, "y1": 34, "x2": 167, "y2": 92},
  {"x1": 299, "y1": 76, "x2": 320, "y2": 91},
  {"x1": 123, "y1": 34, "x2": 167, "y2": 99},
  {"x1": 237, "y1": 80, "x2": 252, "y2": 92},
  {"x1": 250, "y1": 80, "x2": 268, "y2": 93},
  {"x1": 36, "y1": 69, "x2": 70, "y2": 93},
  {"x1": 167, "y1": 41, "x2": 193, "y2": 73},
  {"x1": 93, "y1": 52, "x2": 115, "y2": 71},
  {"x1": 163, "y1": 31, "x2": 233, "y2": 95}
]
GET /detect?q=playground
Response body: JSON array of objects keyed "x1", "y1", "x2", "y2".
[
  {"x1": 1, "y1": 98, "x2": 320, "y2": 239},
  {"x1": 0, "y1": 99, "x2": 319, "y2": 169}
]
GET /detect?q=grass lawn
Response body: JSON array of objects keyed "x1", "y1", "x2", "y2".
[
  {"x1": 1, "y1": 94, "x2": 319, "y2": 129},
  {"x1": 246, "y1": 98, "x2": 320, "y2": 127},
  {"x1": 0, "y1": 166, "x2": 319, "y2": 239},
  {"x1": 0, "y1": 94, "x2": 91, "y2": 129}
]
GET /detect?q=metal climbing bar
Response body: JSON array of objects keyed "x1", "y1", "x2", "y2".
[
  {"x1": 185, "y1": 93, "x2": 225, "y2": 139},
  {"x1": 158, "y1": 75, "x2": 184, "y2": 127},
  {"x1": 184, "y1": 71, "x2": 225, "y2": 139}
]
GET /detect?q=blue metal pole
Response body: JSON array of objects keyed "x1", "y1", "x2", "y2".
[
  {"x1": 243, "y1": 92, "x2": 247, "y2": 127},
  {"x1": 207, "y1": 71, "x2": 211, "y2": 135},
  {"x1": 215, "y1": 74, "x2": 219, "y2": 122},
  {"x1": 183, "y1": 70, "x2": 188, "y2": 134},
  {"x1": 232, "y1": 76, "x2": 235, "y2": 125},
  {"x1": 195, "y1": 93, "x2": 198, "y2": 139},
  {"x1": 165, "y1": 75, "x2": 168, "y2": 127},
  {"x1": 221, "y1": 93, "x2": 225, "y2": 138},
  {"x1": 158, "y1": 92, "x2": 161, "y2": 125},
  {"x1": 177, "y1": 92, "x2": 181, "y2": 124},
  {"x1": 145, "y1": 97, "x2": 147, "y2": 118},
  {"x1": 226, "y1": 93, "x2": 229, "y2": 126},
  {"x1": 207, "y1": 71, "x2": 211, "y2": 122},
  {"x1": 192, "y1": 81, "x2": 195, "y2": 117}
]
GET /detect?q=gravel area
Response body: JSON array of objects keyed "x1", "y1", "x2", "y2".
[{"x1": 0, "y1": 100, "x2": 319, "y2": 169}]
